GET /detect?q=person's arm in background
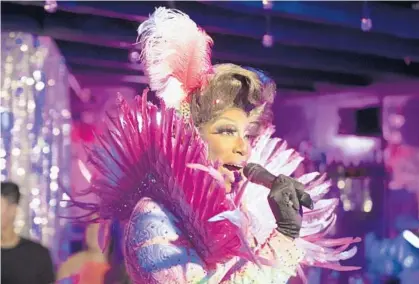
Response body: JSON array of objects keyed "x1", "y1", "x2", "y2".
[
  {"x1": 56, "y1": 252, "x2": 89, "y2": 282},
  {"x1": 56, "y1": 256, "x2": 75, "y2": 281}
]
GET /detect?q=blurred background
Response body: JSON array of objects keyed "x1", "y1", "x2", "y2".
[{"x1": 1, "y1": 1, "x2": 419, "y2": 283}]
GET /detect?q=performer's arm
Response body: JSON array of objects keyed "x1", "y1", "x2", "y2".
[{"x1": 125, "y1": 197, "x2": 232, "y2": 284}]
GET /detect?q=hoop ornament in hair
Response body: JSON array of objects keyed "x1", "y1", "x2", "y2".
[{"x1": 137, "y1": 8, "x2": 213, "y2": 111}]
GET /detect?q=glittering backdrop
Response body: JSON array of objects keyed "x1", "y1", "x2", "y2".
[
  {"x1": 383, "y1": 95, "x2": 419, "y2": 194},
  {"x1": 1, "y1": 32, "x2": 71, "y2": 262}
]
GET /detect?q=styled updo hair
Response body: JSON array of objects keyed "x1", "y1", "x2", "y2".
[{"x1": 190, "y1": 64, "x2": 276, "y2": 128}]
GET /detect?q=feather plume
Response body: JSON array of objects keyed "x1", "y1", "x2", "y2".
[
  {"x1": 137, "y1": 8, "x2": 213, "y2": 109},
  {"x1": 242, "y1": 125, "x2": 361, "y2": 273},
  {"x1": 68, "y1": 91, "x2": 260, "y2": 270}
]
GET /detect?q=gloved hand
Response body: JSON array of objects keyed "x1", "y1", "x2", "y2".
[{"x1": 267, "y1": 174, "x2": 304, "y2": 239}]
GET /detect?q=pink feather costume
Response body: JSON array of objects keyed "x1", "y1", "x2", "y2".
[{"x1": 69, "y1": 7, "x2": 361, "y2": 284}]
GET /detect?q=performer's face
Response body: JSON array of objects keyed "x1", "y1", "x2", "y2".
[{"x1": 200, "y1": 107, "x2": 260, "y2": 190}]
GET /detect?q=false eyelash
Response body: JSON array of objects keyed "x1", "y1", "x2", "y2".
[{"x1": 218, "y1": 129, "x2": 236, "y2": 135}]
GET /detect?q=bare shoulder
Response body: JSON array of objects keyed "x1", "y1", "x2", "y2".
[{"x1": 57, "y1": 252, "x2": 88, "y2": 280}]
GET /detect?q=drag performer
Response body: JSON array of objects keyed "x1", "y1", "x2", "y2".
[{"x1": 70, "y1": 8, "x2": 360, "y2": 283}]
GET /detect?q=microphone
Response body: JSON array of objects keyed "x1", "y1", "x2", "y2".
[{"x1": 243, "y1": 163, "x2": 314, "y2": 210}]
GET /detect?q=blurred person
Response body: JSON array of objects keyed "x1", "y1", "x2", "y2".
[
  {"x1": 57, "y1": 222, "x2": 108, "y2": 283},
  {"x1": 1, "y1": 181, "x2": 55, "y2": 284},
  {"x1": 57, "y1": 220, "x2": 130, "y2": 284}
]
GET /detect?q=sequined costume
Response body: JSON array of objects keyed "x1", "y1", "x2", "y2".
[{"x1": 70, "y1": 7, "x2": 360, "y2": 284}]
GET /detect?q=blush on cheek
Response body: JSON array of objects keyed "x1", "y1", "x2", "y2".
[{"x1": 205, "y1": 137, "x2": 226, "y2": 162}]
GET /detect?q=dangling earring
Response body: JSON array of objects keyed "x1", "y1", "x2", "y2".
[{"x1": 179, "y1": 100, "x2": 191, "y2": 119}]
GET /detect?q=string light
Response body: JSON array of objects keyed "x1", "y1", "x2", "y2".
[
  {"x1": 1, "y1": 32, "x2": 71, "y2": 263},
  {"x1": 262, "y1": 13, "x2": 274, "y2": 48},
  {"x1": 128, "y1": 50, "x2": 141, "y2": 63},
  {"x1": 262, "y1": 34, "x2": 274, "y2": 48},
  {"x1": 44, "y1": 0, "x2": 58, "y2": 13},
  {"x1": 261, "y1": 0, "x2": 274, "y2": 48},
  {"x1": 361, "y1": 1, "x2": 372, "y2": 32},
  {"x1": 361, "y1": 17, "x2": 372, "y2": 32},
  {"x1": 262, "y1": 0, "x2": 273, "y2": 10}
]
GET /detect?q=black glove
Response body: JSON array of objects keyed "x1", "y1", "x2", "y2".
[{"x1": 267, "y1": 174, "x2": 303, "y2": 239}]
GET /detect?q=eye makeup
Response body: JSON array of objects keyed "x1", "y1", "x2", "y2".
[{"x1": 213, "y1": 124, "x2": 237, "y2": 136}]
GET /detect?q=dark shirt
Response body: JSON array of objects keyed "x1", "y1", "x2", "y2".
[{"x1": 1, "y1": 237, "x2": 55, "y2": 284}]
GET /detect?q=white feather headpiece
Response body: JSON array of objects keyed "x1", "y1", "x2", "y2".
[{"x1": 137, "y1": 8, "x2": 213, "y2": 109}]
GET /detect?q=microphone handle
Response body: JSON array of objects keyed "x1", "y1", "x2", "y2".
[{"x1": 244, "y1": 163, "x2": 314, "y2": 209}]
